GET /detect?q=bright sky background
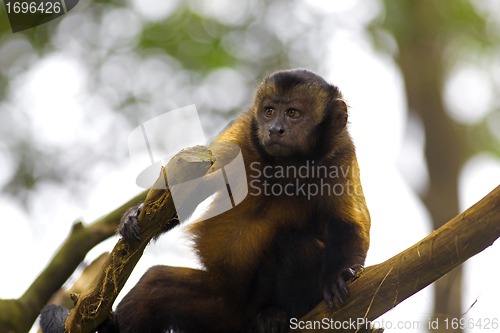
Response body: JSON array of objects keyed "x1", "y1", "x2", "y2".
[{"x1": 0, "y1": 1, "x2": 499, "y2": 332}]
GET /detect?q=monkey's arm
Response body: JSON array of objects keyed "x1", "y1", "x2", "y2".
[
  {"x1": 321, "y1": 167, "x2": 371, "y2": 308},
  {"x1": 320, "y1": 220, "x2": 368, "y2": 308}
]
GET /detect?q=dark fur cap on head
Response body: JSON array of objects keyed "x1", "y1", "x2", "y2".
[{"x1": 261, "y1": 69, "x2": 342, "y2": 99}]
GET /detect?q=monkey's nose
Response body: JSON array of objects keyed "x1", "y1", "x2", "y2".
[{"x1": 269, "y1": 126, "x2": 285, "y2": 136}]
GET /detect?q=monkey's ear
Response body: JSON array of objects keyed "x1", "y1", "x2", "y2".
[{"x1": 333, "y1": 99, "x2": 348, "y2": 128}]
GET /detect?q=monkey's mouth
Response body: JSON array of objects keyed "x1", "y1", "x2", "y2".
[{"x1": 264, "y1": 142, "x2": 294, "y2": 157}]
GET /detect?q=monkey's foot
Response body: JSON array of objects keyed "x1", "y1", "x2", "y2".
[
  {"x1": 253, "y1": 307, "x2": 288, "y2": 333},
  {"x1": 118, "y1": 203, "x2": 143, "y2": 243}
]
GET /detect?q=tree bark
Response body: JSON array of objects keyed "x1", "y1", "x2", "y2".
[
  {"x1": 65, "y1": 146, "x2": 214, "y2": 333},
  {"x1": 0, "y1": 192, "x2": 147, "y2": 333},
  {"x1": 292, "y1": 184, "x2": 500, "y2": 332}
]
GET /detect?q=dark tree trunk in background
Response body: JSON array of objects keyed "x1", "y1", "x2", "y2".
[
  {"x1": 379, "y1": 1, "x2": 483, "y2": 331},
  {"x1": 400, "y1": 43, "x2": 465, "y2": 330}
]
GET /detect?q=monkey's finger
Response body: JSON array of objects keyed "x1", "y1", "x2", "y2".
[
  {"x1": 323, "y1": 286, "x2": 335, "y2": 308},
  {"x1": 351, "y1": 264, "x2": 365, "y2": 279},
  {"x1": 331, "y1": 284, "x2": 345, "y2": 306},
  {"x1": 337, "y1": 276, "x2": 350, "y2": 298},
  {"x1": 341, "y1": 268, "x2": 356, "y2": 281}
]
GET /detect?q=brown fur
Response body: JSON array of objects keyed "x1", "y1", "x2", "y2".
[{"x1": 109, "y1": 69, "x2": 371, "y2": 333}]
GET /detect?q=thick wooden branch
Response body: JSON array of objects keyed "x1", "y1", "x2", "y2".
[
  {"x1": 65, "y1": 146, "x2": 213, "y2": 333},
  {"x1": 0, "y1": 191, "x2": 147, "y2": 333},
  {"x1": 12, "y1": 141, "x2": 496, "y2": 333},
  {"x1": 49, "y1": 253, "x2": 110, "y2": 314},
  {"x1": 293, "y1": 184, "x2": 500, "y2": 332}
]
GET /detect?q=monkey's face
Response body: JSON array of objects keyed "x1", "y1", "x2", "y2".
[
  {"x1": 252, "y1": 70, "x2": 348, "y2": 160},
  {"x1": 256, "y1": 94, "x2": 321, "y2": 158}
]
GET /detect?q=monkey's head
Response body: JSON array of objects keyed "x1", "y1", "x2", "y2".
[{"x1": 251, "y1": 69, "x2": 348, "y2": 161}]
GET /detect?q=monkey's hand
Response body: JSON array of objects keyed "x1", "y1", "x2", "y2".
[
  {"x1": 322, "y1": 265, "x2": 364, "y2": 309},
  {"x1": 118, "y1": 203, "x2": 143, "y2": 243}
]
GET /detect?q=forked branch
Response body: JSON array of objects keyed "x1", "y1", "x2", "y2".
[
  {"x1": 65, "y1": 146, "x2": 214, "y2": 333},
  {"x1": 62, "y1": 146, "x2": 500, "y2": 333}
]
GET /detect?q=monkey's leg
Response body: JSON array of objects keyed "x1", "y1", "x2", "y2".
[{"x1": 107, "y1": 266, "x2": 244, "y2": 333}]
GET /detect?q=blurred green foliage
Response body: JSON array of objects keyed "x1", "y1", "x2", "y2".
[
  {"x1": 139, "y1": 9, "x2": 237, "y2": 72},
  {"x1": 0, "y1": 0, "x2": 324, "y2": 206}
]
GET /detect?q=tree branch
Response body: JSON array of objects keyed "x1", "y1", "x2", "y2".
[
  {"x1": 4, "y1": 149, "x2": 498, "y2": 333},
  {"x1": 0, "y1": 191, "x2": 147, "y2": 333},
  {"x1": 65, "y1": 146, "x2": 213, "y2": 333},
  {"x1": 293, "y1": 184, "x2": 500, "y2": 332}
]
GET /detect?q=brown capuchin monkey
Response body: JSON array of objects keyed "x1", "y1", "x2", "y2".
[{"x1": 41, "y1": 69, "x2": 370, "y2": 333}]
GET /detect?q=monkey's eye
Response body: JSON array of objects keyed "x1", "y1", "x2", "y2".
[
  {"x1": 264, "y1": 107, "x2": 274, "y2": 117},
  {"x1": 286, "y1": 109, "x2": 300, "y2": 118}
]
